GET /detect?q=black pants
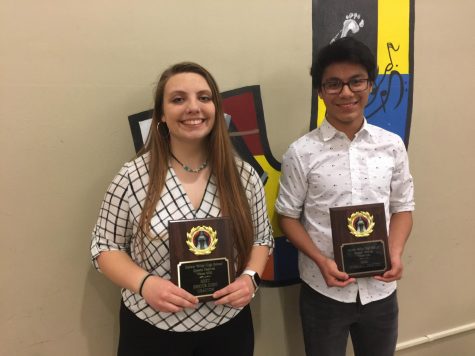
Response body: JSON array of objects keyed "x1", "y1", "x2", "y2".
[
  {"x1": 118, "y1": 302, "x2": 254, "y2": 356},
  {"x1": 300, "y1": 283, "x2": 398, "y2": 356}
]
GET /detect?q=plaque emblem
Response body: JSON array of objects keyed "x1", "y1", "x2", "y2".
[
  {"x1": 186, "y1": 226, "x2": 218, "y2": 255},
  {"x1": 347, "y1": 211, "x2": 375, "y2": 238}
]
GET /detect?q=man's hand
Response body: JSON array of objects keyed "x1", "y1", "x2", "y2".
[
  {"x1": 318, "y1": 257, "x2": 356, "y2": 287},
  {"x1": 374, "y1": 254, "x2": 403, "y2": 283},
  {"x1": 375, "y1": 211, "x2": 412, "y2": 283}
]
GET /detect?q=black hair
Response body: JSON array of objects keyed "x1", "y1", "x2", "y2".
[{"x1": 311, "y1": 37, "x2": 377, "y2": 89}]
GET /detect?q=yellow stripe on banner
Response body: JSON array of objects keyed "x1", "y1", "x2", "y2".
[
  {"x1": 378, "y1": 0, "x2": 410, "y2": 75},
  {"x1": 254, "y1": 155, "x2": 283, "y2": 236},
  {"x1": 316, "y1": 96, "x2": 326, "y2": 127}
]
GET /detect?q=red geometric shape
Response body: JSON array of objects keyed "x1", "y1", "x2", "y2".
[{"x1": 223, "y1": 92, "x2": 264, "y2": 155}]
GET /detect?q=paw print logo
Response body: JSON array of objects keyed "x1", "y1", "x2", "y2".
[{"x1": 331, "y1": 13, "x2": 365, "y2": 43}]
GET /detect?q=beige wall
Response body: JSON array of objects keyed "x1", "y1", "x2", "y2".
[{"x1": 1, "y1": 0, "x2": 474, "y2": 355}]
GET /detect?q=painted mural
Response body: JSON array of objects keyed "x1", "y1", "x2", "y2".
[{"x1": 128, "y1": 0, "x2": 414, "y2": 286}]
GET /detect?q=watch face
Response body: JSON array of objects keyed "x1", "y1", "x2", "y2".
[{"x1": 254, "y1": 272, "x2": 261, "y2": 286}]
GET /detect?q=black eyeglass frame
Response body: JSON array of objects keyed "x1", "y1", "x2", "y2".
[{"x1": 321, "y1": 78, "x2": 371, "y2": 94}]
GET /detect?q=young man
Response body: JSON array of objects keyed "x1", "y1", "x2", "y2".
[{"x1": 275, "y1": 37, "x2": 414, "y2": 356}]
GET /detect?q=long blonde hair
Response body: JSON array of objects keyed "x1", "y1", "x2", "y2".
[{"x1": 137, "y1": 62, "x2": 254, "y2": 274}]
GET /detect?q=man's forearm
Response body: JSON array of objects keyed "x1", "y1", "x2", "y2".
[{"x1": 388, "y1": 211, "x2": 413, "y2": 257}]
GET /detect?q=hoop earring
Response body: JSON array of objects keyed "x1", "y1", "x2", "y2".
[{"x1": 158, "y1": 121, "x2": 170, "y2": 138}]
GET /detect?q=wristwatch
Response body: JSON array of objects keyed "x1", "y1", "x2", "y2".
[{"x1": 242, "y1": 269, "x2": 261, "y2": 296}]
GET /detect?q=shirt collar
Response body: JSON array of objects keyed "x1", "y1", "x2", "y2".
[
  {"x1": 319, "y1": 117, "x2": 374, "y2": 143},
  {"x1": 357, "y1": 119, "x2": 375, "y2": 143}
]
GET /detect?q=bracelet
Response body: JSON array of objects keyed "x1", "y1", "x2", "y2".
[{"x1": 138, "y1": 273, "x2": 153, "y2": 297}]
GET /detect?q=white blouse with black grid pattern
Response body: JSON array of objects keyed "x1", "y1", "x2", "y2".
[{"x1": 91, "y1": 152, "x2": 274, "y2": 332}]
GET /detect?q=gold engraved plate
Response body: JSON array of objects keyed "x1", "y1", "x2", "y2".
[
  {"x1": 347, "y1": 211, "x2": 375, "y2": 238},
  {"x1": 186, "y1": 226, "x2": 218, "y2": 255}
]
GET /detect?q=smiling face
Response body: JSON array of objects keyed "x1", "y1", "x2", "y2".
[
  {"x1": 318, "y1": 61, "x2": 373, "y2": 136},
  {"x1": 161, "y1": 72, "x2": 216, "y2": 147}
]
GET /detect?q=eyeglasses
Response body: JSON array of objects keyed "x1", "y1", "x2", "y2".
[{"x1": 321, "y1": 78, "x2": 370, "y2": 94}]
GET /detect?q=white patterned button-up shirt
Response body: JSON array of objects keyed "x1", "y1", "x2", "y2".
[
  {"x1": 91, "y1": 152, "x2": 274, "y2": 331},
  {"x1": 275, "y1": 119, "x2": 414, "y2": 305}
]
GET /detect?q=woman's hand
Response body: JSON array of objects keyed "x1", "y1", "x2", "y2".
[
  {"x1": 141, "y1": 276, "x2": 199, "y2": 313},
  {"x1": 212, "y1": 275, "x2": 255, "y2": 308}
]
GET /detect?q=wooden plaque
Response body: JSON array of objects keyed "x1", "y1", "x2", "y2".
[
  {"x1": 330, "y1": 203, "x2": 391, "y2": 278},
  {"x1": 168, "y1": 217, "x2": 235, "y2": 302}
]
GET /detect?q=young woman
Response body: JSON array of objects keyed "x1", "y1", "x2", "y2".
[{"x1": 91, "y1": 62, "x2": 274, "y2": 356}]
